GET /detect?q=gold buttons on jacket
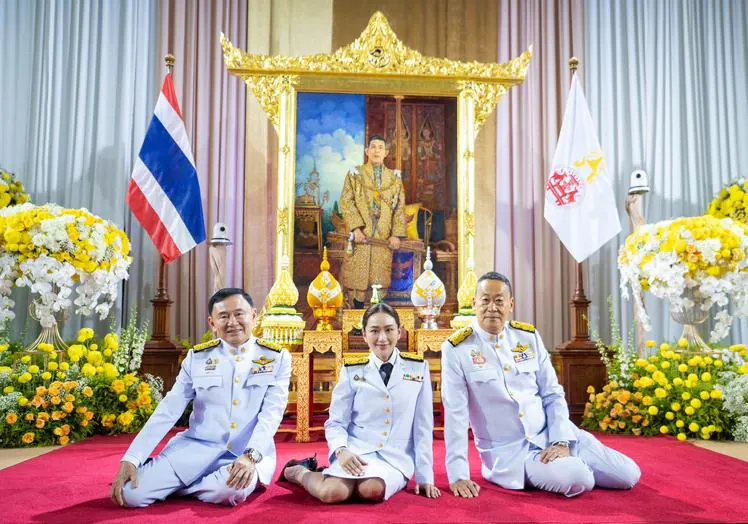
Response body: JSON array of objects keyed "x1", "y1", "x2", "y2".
[
  {"x1": 235, "y1": 356, "x2": 242, "y2": 362},
  {"x1": 233, "y1": 399, "x2": 239, "y2": 406},
  {"x1": 378, "y1": 443, "x2": 384, "y2": 448},
  {"x1": 382, "y1": 432, "x2": 388, "y2": 437},
  {"x1": 384, "y1": 407, "x2": 391, "y2": 413},
  {"x1": 231, "y1": 422, "x2": 237, "y2": 429},
  {"x1": 503, "y1": 364, "x2": 510, "y2": 372},
  {"x1": 227, "y1": 443, "x2": 233, "y2": 450},
  {"x1": 384, "y1": 394, "x2": 390, "y2": 400},
  {"x1": 525, "y1": 435, "x2": 531, "y2": 441},
  {"x1": 235, "y1": 377, "x2": 240, "y2": 384},
  {"x1": 384, "y1": 419, "x2": 390, "y2": 425},
  {"x1": 519, "y1": 412, "x2": 525, "y2": 418}
]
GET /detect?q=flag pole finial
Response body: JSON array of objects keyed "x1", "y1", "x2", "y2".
[
  {"x1": 569, "y1": 57, "x2": 579, "y2": 73},
  {"x1": 164, "y1": 54, "x2": 176, "y2": 73}
]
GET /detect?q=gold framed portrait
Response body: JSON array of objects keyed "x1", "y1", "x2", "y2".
[{"x1": 222, "y1": 12, "x2": 530, "y2": 302}]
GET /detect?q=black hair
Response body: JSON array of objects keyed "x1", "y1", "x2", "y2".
[
  {"x1": 208, "y1": 288, "x2": 254, "y2": 314},
  {"x1": 476, "y1": 271, "x2": 513, "y2": 297},
  {"x1": 361, "y1": 302, "x2": 400, "y2": 329},
  {"x1": 367, "y1": 134, "x2": 387, "y2": 147}
]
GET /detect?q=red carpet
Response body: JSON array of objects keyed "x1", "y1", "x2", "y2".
[{"x1": 1, "y1": 432, "x2": 747, "y2": 523}]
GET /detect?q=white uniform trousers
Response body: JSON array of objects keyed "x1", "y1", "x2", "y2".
[
  {"x1": 122, "y1": 451, "x2": 258, "y2": 507},
  {"x1": 524, "y1": 430, "x2": 641, "y2": 498}
]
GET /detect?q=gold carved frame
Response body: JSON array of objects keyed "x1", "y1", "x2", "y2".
[{"x1": 222, "y1": 12, "x2": 531, "y2": 288}]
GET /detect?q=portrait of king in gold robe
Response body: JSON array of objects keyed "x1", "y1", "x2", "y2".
[{"x1": 339, "y1": 134, "x2": 406, "y2": 306}]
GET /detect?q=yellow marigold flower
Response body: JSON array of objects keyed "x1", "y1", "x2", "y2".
[
  {"x1": 704, "y1": 356, "x2": 713, "y2": 365},
  {"x1": 677, "y1": 338, "x2": 689, "y2": 348},
  {"x1": 22, "y1": 432, "x2": 34, "y2": 444},
  {"x1": 2, "y1": 386, "x2": 13, "y2": 394},
  {"x1": 655, "y1": 388, "x2": 667, "y2": 399},
  {"x1": 41, "y1": 371, "x2": 52, "y2": 380},
  {"x1": 646, "y1": 340, "x2": 657, "y2": 348},
  {"x1": 636, "y1": 359, "x2": 648, "y2": 368},
  {"x1": 708, "y1": 424, "x2": 716, "y2": 432},
  {"x1": 17, "y1": 396, "x2": 28, "y2": 407},
  {"x1": 77, "y1": 327, "x2": 94, "y2": 342},
  {"x1": 661, "y1": 361, "x2": 671, "y2": 369},
  {"x1": 117, "y1": 411, "x2": 135, "y2": 426},
  {"x1": 690, "y1": 398, "x2": 702, "y2": 409},
  {"x1": 103, "y1": 363, "x2": 119, "y2": 379},
  {"x1": 28, "y1": 365, "x2": 40, "y2": 374},
  {"x1": 682, "y1": 392, "x2": 692, "y2": 401},
  {"x1": 730, "y1": 344, "x2": 746, "y2": 352},
  {"x1": 83, "y1": 386, "x2": 93, "y2": 397},
  {"x1": 711, "y1": 389, "x2": 723, "y2": 399},
  {"x1": 111, "y1": 380, "x2": 125, "y2": 394},
  {"x1": 642, "y1": 396, "x2": 653, "y2": 406},
  {"x1": 714, "y1": 360, "x2": 723, "y2": 368},
  {"x1": 37, "y1": 342, "x2": 53, "y2": 353},
  {"x1": 685, "y1": 406, "x2": 696, "y2": 415},
  {"x1": 677, "y1": 433, "x2": 687, "y2": 441},
  {"x1": 20, "y1": 355, "x2": 31, "y2": 363},
  {"x1": 0, "y1": 343, "x2": 8, "y2": 352},
  {"x1": 48, "y1": 361, "x2": 58, "y2": 371},
  {"x1": 665, "y1": 411, "x2": 675, "y2": 420},
  {"x1": 689, "y1": 422, "x2": 700, "y2": 432},
  {"x1": 676, "y1": 420, "x2": 685, "y2": 428},
  {"x1": 648, "y1": 406, "x2": 659, "y2": 416},
  {"x1": 660, "y1": 425, "x2": 669, "y2": 434},
  {"x1": 59, "y1": 362, "x2": 69, "y2": 371},
  {"x1": 17, "y1": 372, "x2": 32, "y2": 383},
  {"x1": 700, "y1": 431, "x2": 711, "y2": 440},
  {"x1": 701, "y1": 372, "x2": 712, "y2": 382},
  {"x1": 59, "y1": 435, "x2": 70, "y2": 445},
  {"x1": 699, "y1": 391, "x2": 710, "y2": 400},
  {"x1": 80, "y1": 363, "x2": 96, "y2": 377},
  {"x1": 5, "y1": 412, "x2": 18, "y2": 424},
  {"x1": 62, "y1": 402, "x2": 74, "y2": 413},
  {"x1": 660, "y1": 343, "x2": 670, "y2": 351},
  {"x1": 103, "y1": 349, "x2": 112, "y2": 357},
  {"x1": 678, "y1": 364, "x2": 688, "y2": 373},
  {"x1": 646, "y1": 364, "x2": 657, "y2": 374},
  {"x1": 51, "y1": 411, "x2": 63, "y2": 421},
  {"x1": 118, "y1": 394, "x2": 128, "y2": 402}
]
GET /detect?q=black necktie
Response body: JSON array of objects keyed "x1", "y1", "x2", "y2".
[{"x1": 380, "y1": 362, "x2": 393, "y2": 386}]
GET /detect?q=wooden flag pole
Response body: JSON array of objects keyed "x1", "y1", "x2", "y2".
[
  {"x1": 141, "y1": 54, "x2": 182, "y2": 390},
  {"x1": 551, "y1": 57, "x2": 607, "y2": 423}
]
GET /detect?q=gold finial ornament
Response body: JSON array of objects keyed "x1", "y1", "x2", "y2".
[
  {"x1": 307, "y1": 247, "x2": 344, "y2": 331},
  {"x1": 451, "y1": 261, "x2": 478, "y2": 329},
  {"x1": 569, "y1": 56, "x2": 579, "y2": 73},
  {"x1": 261, "y1": 256, "x2": 305, "y2": 345}
]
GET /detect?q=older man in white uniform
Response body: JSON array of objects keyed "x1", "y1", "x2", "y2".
[
  {"x1": 111, "y1": 288, "x2": 291, "y2": 507},
  {"x1": 441, "y1": 272, "x2": 640, "y2": 498}
]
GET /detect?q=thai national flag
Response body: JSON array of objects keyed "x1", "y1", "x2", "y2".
[{"x1": 127, "y1": 73, "x2": 206, "y2": 263}]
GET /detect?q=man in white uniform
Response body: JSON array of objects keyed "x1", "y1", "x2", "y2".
[
  {"x1": 111, "y1": 288, "x2": 291, "y2": 507},
  {"x1": 441, "y1": 272, "x2": 640, "y2": 498}
]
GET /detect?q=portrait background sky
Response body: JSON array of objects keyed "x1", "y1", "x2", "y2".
[{"x1": 295, "y1": 92, "x2": 365, "y2": 238}]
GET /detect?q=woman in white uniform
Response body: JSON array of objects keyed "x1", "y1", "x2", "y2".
[{"x1": 281, "y1": 303, "x2": 440, "y2": 503}]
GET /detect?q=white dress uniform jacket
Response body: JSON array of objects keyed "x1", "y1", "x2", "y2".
[
  {"x1": 121, "y1": 337, "x2": 291, "y2": 487},
  {"x1": 325, "y1": 349, "x2": 435, "y2": 489},
  {"x1": 441, "y1": 320, "x2": 577, "y2": 489}
]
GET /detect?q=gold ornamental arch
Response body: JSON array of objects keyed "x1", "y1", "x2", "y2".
[{"x1": 222, "y1": 11, "x2": 531, "y2": 290}]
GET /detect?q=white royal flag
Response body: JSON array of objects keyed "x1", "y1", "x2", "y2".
[{"x1": 544, "y1": 74, "x2": 621, "y2": 262}]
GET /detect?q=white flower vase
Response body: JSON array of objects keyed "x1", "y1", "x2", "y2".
[
  {"x1": 24, "y1": 301, "x2": 69, "y2": 356},
  {"x1": 669, "y1": 289, "x2": 711, "y2": 352}
]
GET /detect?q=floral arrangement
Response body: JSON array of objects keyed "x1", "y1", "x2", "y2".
[
  {"x1": 0, "y1": 204, "x2": 132, "y2": 328},
  {"x1": 0, "y1": 327, "x2": 160, "y2": 447},
  {"x1": 706, "y1": 178, "x2": 748, "y2": 224},
  {"x1": 618, "y1": 215, "x2": 748, "y2": 341},
  {"x1": 584, "y1": 339, "x2": 748, "y2": 441},
  {"x1": 113, "y1": 307, "x2": 150, "y2": 375},
  {"x1": 0, "y1": 168, "x2": 30, "y2": 209}
]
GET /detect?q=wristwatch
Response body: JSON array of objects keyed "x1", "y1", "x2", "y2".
[
  {"x1": 552, "y1": 441, "x2": 570, "y2": 448},
  {"x1": 244, "y1": 448, "x2": 263, "y2": 463}
]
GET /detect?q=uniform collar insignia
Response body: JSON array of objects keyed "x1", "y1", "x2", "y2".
[{"x1": 252, "y1": 355, "x2": 275, "y2": 366}]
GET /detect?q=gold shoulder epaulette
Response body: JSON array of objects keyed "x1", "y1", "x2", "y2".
[
  {"x1": 344, "y1": 355, "x2": 370, "y2": 367},
  {"x1": 193, "y1": 339, "x2": 220, "y2": 352},
  {"x1": 510, "y1": 320, "x2": 536, "y2": 333},
  {"x1": 257, "y1": 338, "x2": 283, "y2": 353},
  {"x1": 448, "y1": 326, "x2": 473, "y2": 347},
  {"x1": 400, "y1": 352, "x2": 424, "y2": 362}
]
